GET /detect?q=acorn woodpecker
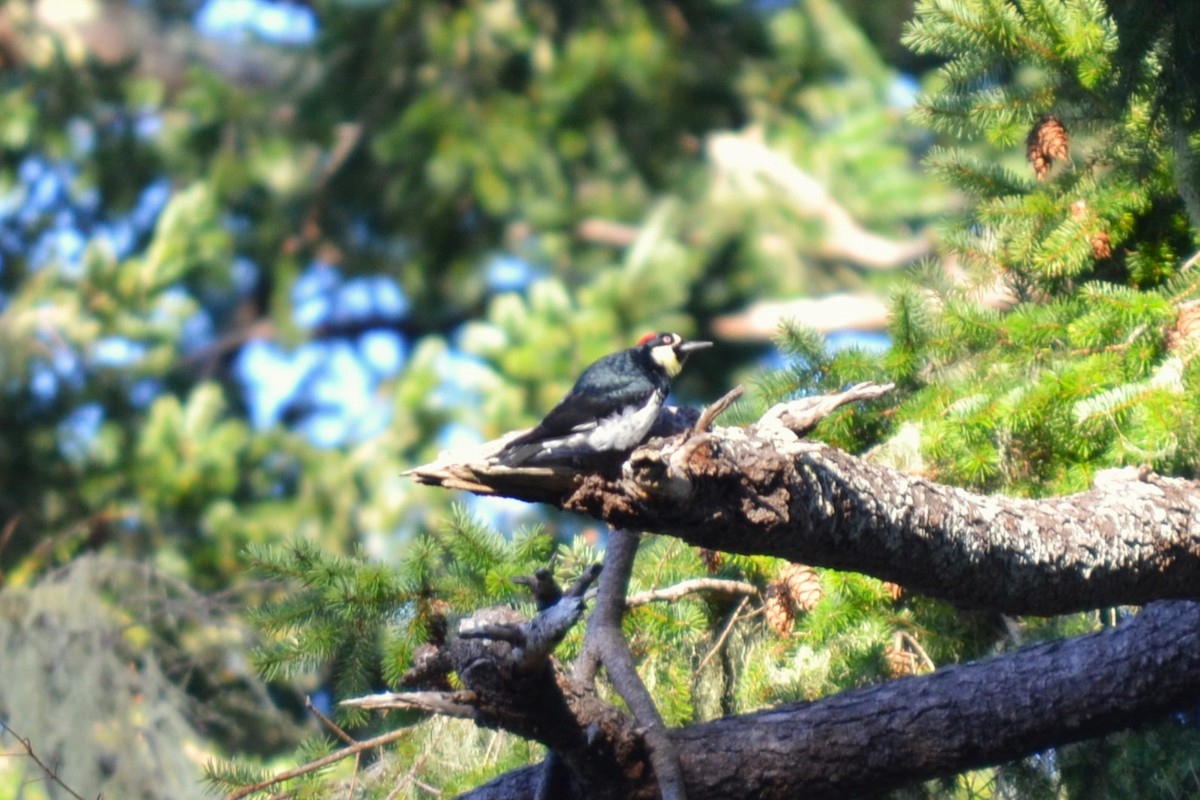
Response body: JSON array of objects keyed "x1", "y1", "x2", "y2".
[{"x1": 497, "y1": 332, "x2": 712, "y2": 466}]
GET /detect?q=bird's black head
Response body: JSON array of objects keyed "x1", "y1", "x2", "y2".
[{"x1": 636, "y1": 332, "x2": 713, "y2": 377}]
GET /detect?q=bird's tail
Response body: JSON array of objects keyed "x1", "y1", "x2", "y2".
[{"x1": 495, "y1": 430, "x2": 548, "y2": 467}]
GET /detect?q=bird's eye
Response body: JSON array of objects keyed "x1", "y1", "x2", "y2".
[{"x1": 664, "y1": 334, "x2": 675, "y2": 344}]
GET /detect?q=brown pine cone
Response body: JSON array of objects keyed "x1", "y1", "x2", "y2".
[
  {"x1": 1026, "y1": 115, "x2": 1070, "y2": 181},
  {"x1": 883, "y1": 642, "x2": 919, "y2": 678},
  {"x1": 698, "y1": 547, "x2": 724, "y2": 573},
  {"x1": 780, "y1": 563, "x2": 824, "y2": 613},
  {"x1": 1167, "y1": 300, "x2": 1200, "y2": 354},
  {"x1": 882, "y1": 581, "x2": 904, "y2": 603},
  {"x1": 763, "y1": 581, "x2": 794, "y2": 635},
  {"x1": 1090, "y1": 231, "x2": 1112, "y2": 259}
]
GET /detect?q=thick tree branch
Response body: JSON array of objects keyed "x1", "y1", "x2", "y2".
[
  {"x1": 385, "y1": 568, "x2": 661, "y2": 800},
  {"x1": 404, "y1": 385, "x2": 1200, "y2": 799},
  {"x1": 578, "y1": 529, "x2": 687, "y2": 800},
  {"x1": 410, "y1": 388, "x2": 1200, "y2": 616},
  {"x1": 710, "y1": 279, "x2": 1016, "y2": 340},
  {"x1": 455, "y1": 600, "x2": 1200, "y2": 800}
]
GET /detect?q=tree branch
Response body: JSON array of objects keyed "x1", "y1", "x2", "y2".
[
  {"x1": 409, "y1": 388, "x2": 1200, "y2": 616},
  {"x1": 626, "y1": 578, "x2": 759, "y2": 608},
  {"x1": 455, "y1": 600, "x2": 1200, "y2": 800},
  {"x1": 349, "y1": 568, "x2": 661, "y2": 799},
  {"x1": 341, "y1": 690, "x2": 479, "y2": 719},
  {"x1": 707, "y1": 129, "x2": 933, "y2": 270},
  {"x1": 578, "y1": 529, "x2": 687, "y2": 800},
  {"x1": 405, "y1": 386, "x2": 1200, "y2": 799},
  {"x1": 0, "y1": 721, "x2": 91, "y2": 800},
  {"x1": 222, "y1": 726, "x2": 413, "y2": 800},
  {"x1": 710, "y1": 282, "x2": 1017, "y2": 341}
]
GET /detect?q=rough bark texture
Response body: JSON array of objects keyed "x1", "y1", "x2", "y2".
[
  {"x1": 401, "y1": 391, "x2": 1200, "y2": 798},
  {"x1": 410, "y1": 399, "x2": 1200, "y2": 615},
  {"x1": 576, "y1": 528, "x2": 686, "y2": 800},
  {"x1": 346, "y1": 569, "x2": 662, "y2": 800},
  {"x1": 455, "y1": 600, "x2": 1200, "y2": 800}
]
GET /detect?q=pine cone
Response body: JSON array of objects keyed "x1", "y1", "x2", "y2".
[
  {"x1": 1167, "y1": 300, "x2": 1200, "y2": 353},
  {"x1": 884, "y1": 632, "x2": 933, "y2": 678},
  {"x1": 883, "y1": 641, "x2": 919, "y2": 678},
  {"x1": 1026, "y1": 115, "x2": 1070, "y2": 181},
  {"x1": 882, "y1": 581, "x2": 904, "y2": 603},
  {"x1": 763, "y1": 582, "x2": 794, "y2": 635},
  {"x1": 1069, "y1": 199, "x2": 1111, "y2": 259},
  {"x1": 1090, "y1": 231, "x2": 1112, "y2": 259},
  {"x1": 698, "y1": 547, "x2": 724, "y2": 573},
  {"x1": 780, "y1": 563, "x2": 823, "y2": 613}
]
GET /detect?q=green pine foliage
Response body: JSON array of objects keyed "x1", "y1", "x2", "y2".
[
  {"x1": 220, "y1": 0, "x2": 1200, "y2": 792},
  {"x1": 725, "y1": 3, "x2": 1200, "y2": 795},
  {"x1": 225, "y1": 509, "x2": 949, "y2": 795},
  {"x1": 761, "y1": 0, "x2": 1200, "y2": 495},
  {"x1": 905, "y1": 0, "x2": 1196, "y2": 296},
  {"x1": 6, "y1": 0, "x2": 1196, "y2": 796},
  {"x1": 201, "y1": 757, "x2": 279, "y2": 797},
  {"x1": 216, "y1": 510, "x2": 562, "y2": 794},
  {"x1": 246, "y1": 508, "x2": 557, "y2": 714}
]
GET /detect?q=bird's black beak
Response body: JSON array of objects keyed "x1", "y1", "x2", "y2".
[{"x1": 676, "y1": 340, "x2": 713, "y2": 355}]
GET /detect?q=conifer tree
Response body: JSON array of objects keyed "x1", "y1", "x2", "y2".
[
  {"x1": 0, "y1": 1, "x2": 941, "y2": 796},
  {"x1": 215, "y1": 2, "x2": 1200, "y2": 797},
  {"x1": 5, "y1": 0, "x2": 1200, "y2": 798}
]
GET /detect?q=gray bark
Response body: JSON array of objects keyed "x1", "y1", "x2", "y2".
[
  {"x1": 457, "y1": 600, "x2": 1200, "y2": 800},
  {"x1": 411, "y1": 400, "x2": 1200, "y2": 616},
  {"x1": 404, "y1": 392, "x2": 1200, "y2": 798}
]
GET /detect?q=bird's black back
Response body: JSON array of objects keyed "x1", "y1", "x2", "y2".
[
  {"x1": 503, "y1": 346, "x2": 666, "y2": 453},
  {"x1": 533, "y1": 346, "x2": 665, "y2": 437}
]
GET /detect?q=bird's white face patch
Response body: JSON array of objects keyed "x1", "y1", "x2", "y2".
[{"x1": 650, "y1": 344, "x2": 683, "y2": 377}]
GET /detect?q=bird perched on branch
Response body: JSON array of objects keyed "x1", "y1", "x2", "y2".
[{"x1": 496, "y1": 332, "x2": 712, "y2": 466}]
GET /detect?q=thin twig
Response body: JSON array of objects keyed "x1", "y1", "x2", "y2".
[
  {"x1": 346, "y1": 752, "x2": 361, "y2": 800},
  {"x1": 1071, "y1": 323, "x2": 1147, "y2": 356},
  {"x1": 483, "y1": 730, "x2": 502, "y2": 765},
  {"x1": 0, "y1": 721, "x2": 94, "y2": 800},
  {"x1": 306, "y1": 696, "x2": 357, "y2": 746},
  {"x1": 222, "y1": 727, "x2": 412, "y2": 800},
  {"x1": 386, "y1": 722, "x2": 444, "y2": 799},
  {"x1": 626, "y1": 578, "x2": 759, "y2": 608},
  {"x1": 693, "y1": 385, "x2": 745, "y2": 433},
  {"x1": 695, "y1": 597, "x2": 751, "y2": 677},
  {"x1": 412, "y1": 778, "x2": 442, "y2": 795},
  {"x1": 898, "y1": 630, "x2": 936, "y2": 673},
  {"x1": 340, "y1": 690, "x2": 478, "y2": 718},
  {"x1": 0, "y1": 512, "x2": 22, "y2": 559}
]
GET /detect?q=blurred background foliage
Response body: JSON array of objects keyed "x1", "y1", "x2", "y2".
[{"x1": 0, "y1": 0, "x2": 1198, "y2": 797}]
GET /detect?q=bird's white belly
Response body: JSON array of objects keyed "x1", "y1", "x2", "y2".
[{"x1": 561, "y1": 397, "x2": 663, "y2": 452}]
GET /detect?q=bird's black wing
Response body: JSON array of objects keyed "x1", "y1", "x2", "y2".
[
  {"x1": 497, "y1": 349, "x2": 663, "y2": 465},
  {"x1": 528, "y1": 350, "x2": 658, "y2": 438}
]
